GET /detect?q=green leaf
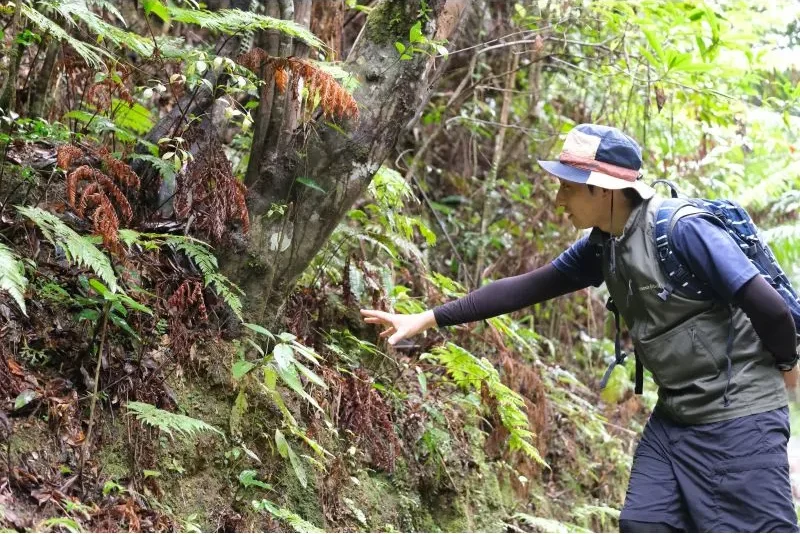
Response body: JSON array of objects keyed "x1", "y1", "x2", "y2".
[
  {"x1": 126, "y1": 401, "x2": 224, "y2": 440},
  {"x1": 286, "y1": 443, "x2": 307, "y2": 488},
  {"x1": 167, "y1": 6, "x2": 323, "y2": 49},
  {"x1": 14, "y1": 390, "x2": 37, "y2": 411},
  {"x1": 238, "y1": 469, "x2": 274, "y2": 491},
  {"x1": 244, "y1": 322, "x2": 275, "y2": 340},
  {"x1": 16, "y1": 206, "x2": 119, "y2": 293},
  {"x1": 275, "y1": 428, "x2": 290, "y2": 458},
  {"x1": 0, "y1": 242, "x2": 28, "y2": 315},
  {"x1": 277, "y1": 332, "x2": 297, "y2": 343},
  {"x1": 294, "y1": 361, "x2": 327, "y2": 389},
  {"x1": 409, "y1": 21, "x2": 424, "y2": 43},
  {"x1": 111, "y1": 100, "x2": 153, "y2": 135},
  {"x1": 295, "y1": 177, "x2": 326, "y2": 193},
  {"x1": 40, "y1": 518, "x2": 82, "y2": 534},
  {"x1": 232, "y1": 360, "x2": 257, "y2": 380},
  {"x1": 252, "y1": 500, "x2": 323, "y2": 533},
  {"x1": 143, "y1": 0, "x2": 170, "y2": 22},
  {"x1": 416, "y1": 367, "x2": 427, "y2": 396},
  {"x1": 143, "y1": 469, "x2": 161, "y2": 478},
  {"x1": 642, "y1": 27, "x2": 664, "y2": 64}
]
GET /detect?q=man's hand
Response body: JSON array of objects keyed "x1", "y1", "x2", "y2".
[
  {"x1": 782, "y1": 366, "x2": 799, "y2": 392},
  {"x1": 360, "y1": 309, "x2": 437, "y2": 346}
]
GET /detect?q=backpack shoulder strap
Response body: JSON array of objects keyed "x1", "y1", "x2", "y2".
[{"x1": 653, "y1": 198, "x2": 714, "y2": 301}]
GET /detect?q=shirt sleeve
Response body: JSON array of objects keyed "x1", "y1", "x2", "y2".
[
  {"x1": 670, "y1": 215, "x2": 760, "y2": 302},
  {"x1": 432, "y1": 263, "x2": 586, "y2": 327},
  {"x1": 551, "y1": 234, "x2": 605, "y2": 288}
]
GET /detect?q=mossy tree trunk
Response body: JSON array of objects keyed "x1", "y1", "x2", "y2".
[{"x1": 223, "y1": 0, "x2": 471, "y2": 325}]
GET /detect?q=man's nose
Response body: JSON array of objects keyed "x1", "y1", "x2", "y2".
[{"x1": 555, "y1": 189, "x2": 565, "y2": 207}]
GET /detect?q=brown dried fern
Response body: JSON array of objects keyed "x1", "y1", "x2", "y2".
[
  {"x1": 167, "y1": 279, "x2": 208, "y2": 354},
  {"x1": 66, "y1": 152, "x2": 139, "y2": 253},
  {"x1": 85, "y1": 68, "x2": 134, "y2": 111},
  {"x1": 57, "y1": 144, "x2": 85, "y2": 170},
  {"x1": 337, "y1": 369, "x2": 400, "y2": 472},
  {"x1": 236, "y1": 48, "x2": 358, "y2": 120},
  {"x1": 173, "y1": 130, "x2": 249, "y2": 243}
]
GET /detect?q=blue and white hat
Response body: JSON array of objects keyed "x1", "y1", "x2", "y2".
[{"x1": 537, "y1": 124, "x2": 655, "y2": 199}]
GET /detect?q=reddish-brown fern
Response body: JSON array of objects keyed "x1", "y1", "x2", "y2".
[
  {"x1": 85, "y1": 68, "x2": 134, "y2": 111},
  {"x1": 236, "y1": 48, "x2": 358, "y2": 120},
  {"x1": 336, "y1": 369, "x2": 400, "y2": 472},
  {"x1": 57, "y1": 144, "x2": 85, "y2": 170},
  {"x1": 173, "y1": 129, "x2": 248, "y2": 242},
  {"x1": 65, "y1": 147, "x2": 139, "y2": 253},
  {"x1": 167, "y1": 279, "x2": 208, "y2": 354}
]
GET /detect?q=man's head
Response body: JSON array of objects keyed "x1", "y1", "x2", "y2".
[
  {"x1": 555, "y1": 180, "x2": 643, "y2": 230},
  {"x1": 538, "y1": 124, "x2": 653, "y2": 229}
]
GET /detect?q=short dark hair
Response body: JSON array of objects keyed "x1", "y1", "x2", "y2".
[{"x1": 587, "y1": 185, "x2": 643, "y2": 206}]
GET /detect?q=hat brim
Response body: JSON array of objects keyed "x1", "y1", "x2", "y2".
[{"x1": 537, "y1": 160, "x2": 655, "y2": 200}]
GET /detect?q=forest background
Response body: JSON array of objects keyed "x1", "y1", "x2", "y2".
[{"x1": 0, "y1": 0, "x2": 799, "y2": 532}]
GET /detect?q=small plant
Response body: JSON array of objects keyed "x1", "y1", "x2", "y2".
[
  {"x1": 125, "y1": 401, "x2": 224, "y2": 440},
  {"x1": 17, "y1": 205, "x2": 119, "y2": 292},
  {"x1": 252, "y1": 500, "x2": 323, "y2": 533},
  {"x1": 0, "y1": 241, "x2": 28, "y2": 314},
  {"x1": 422, "y1": 342, "x2": 546, "y2": 466}
]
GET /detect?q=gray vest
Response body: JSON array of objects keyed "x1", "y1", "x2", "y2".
[{"x1": 593, "y1": 195, "x2": 787, "y2": 424}]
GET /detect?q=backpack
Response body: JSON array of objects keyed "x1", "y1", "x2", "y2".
[{"x1": 600, "y1": 179, "x2": 800, "y2": 395}]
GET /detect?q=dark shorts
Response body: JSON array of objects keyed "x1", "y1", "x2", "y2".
[{"x1": 620, "y1": 407, "x2": 799, "y2": 532}]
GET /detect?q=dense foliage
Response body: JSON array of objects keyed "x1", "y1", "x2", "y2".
[{"x1": 0, "y1": 0, "x2": 797, "y2": 532}]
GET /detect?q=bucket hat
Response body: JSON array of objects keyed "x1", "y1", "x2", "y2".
[{"x1": 538, "y1": 124, "x2": 655, "y2": 199}]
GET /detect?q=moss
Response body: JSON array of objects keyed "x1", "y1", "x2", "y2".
[
  {"x1": 8, "y1": 418, "x2": 51, "y2": 458},
  {"x1": 364, "y1": 0, "x2": 420, "y2": 45},
  {"x1": 96, "y1": 447, "x2": 129, "y2": 480}
]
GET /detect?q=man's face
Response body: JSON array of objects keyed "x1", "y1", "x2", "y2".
[{"x1": 555, "y1": 180, "x2": 605, "y2": 229}]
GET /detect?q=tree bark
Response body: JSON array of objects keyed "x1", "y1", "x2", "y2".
[
  {"x1": 0, "y1": 5, "x2": 24, "y2": 112},
  {"x1": 222, "y1": 0, "x2": 471, "y2": 326},
  {"x1": 28, "y1": 38, "x2": 60, "y2": 119}
]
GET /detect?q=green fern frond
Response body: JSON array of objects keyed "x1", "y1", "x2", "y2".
[
  {"x1": 424, "y1": 342, "x2": 547, "y2": 466},
  {"x1": 126, "y1": 401, "x2": 224, "y2": 440},
  {"x1": 86, "y1": 0, "x2": 125, "y2": 23},
  {"x1": 17, "y1": 206, "x2": 118, "y2": 293},
  {"x1": 166, "y1": 4, "x2": 324, "y2": 49},
  {"x1": 252, "y1": 500, "x2": 323, "y2": 533},
  {"x1": 118, "y1": 230, "x2": 243, "y2": 320},
  {"x1": 51, "y1": 0, "x2": 185, "y2": 58},
  {"x1": 205, "y1": 272, "x2": 244, "y2": 321},
  {"x1": 0, "y1": 242, "x2": 28, "y2": 315},
  {"x1": 20, "y1": 3, "x2": 110, "y2": 68},
  {"x1": 129, "y1": 155, "x2": 176, "y2": 184},
  {"x1": 368, "y1": 166, "x2": 415, "y2": 209}
]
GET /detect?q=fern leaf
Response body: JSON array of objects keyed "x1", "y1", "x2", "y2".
[
  {"x1": 0, "y1": 242, "x2": 28, "y2": 315},
  {"x1": 51, "y1": 0, "x2": 185, "y2": 58},
  {"x1": 17, "y1": 206, "x2": 118, "y2": 293},
  {"x1": 424, "y1": 343, "x2": 547, "y2": 466},
  {"x1": 252, "y1": 500, "x2": 323, "y2": 533},
  {"x1": 118, "y1": 231, "x2": 243, "y2": 320},
  {"x1": 86, "y1": 0, "x2": 126, "y2": 24},
  {"x1": 20, "y1": 3, "x2": 109, "y2": 68},
  {"x1": 165, "y1": 4, "x2": 323, "y2": 49},
  {"x1": 129, "y1": 154, "x2": 176, "y2": 184},
  {"x1": 126, "y1": 401, "x2": 224, "y2": 439}
]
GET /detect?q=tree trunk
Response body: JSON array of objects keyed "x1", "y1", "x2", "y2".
[
  {"x1": 0, "y1": 5, "x2": 24, "y2": 112},
  {"x1": 28, "y1": 38, "x2": 60, "y2": 119},
  {"x1": 223, "y1": 0, "x2": 471, "y2": 326}
]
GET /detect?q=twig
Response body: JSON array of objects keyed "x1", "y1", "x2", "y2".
[{"x1": 78, "y1": 300, "x2": 111, "y2": 491}]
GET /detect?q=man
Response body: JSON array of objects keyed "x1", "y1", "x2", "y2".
[{"x1": 361, "y1": 124, "x2": 800, "y2": 532}]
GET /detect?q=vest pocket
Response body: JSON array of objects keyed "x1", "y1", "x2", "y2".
[{"x1": 633, "y1": 317, "x2": 724, "y2": 391}]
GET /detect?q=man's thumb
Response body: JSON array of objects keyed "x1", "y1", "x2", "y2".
[{"x1": 388, "y1": 330, "x2": 403, "y2": 345}]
